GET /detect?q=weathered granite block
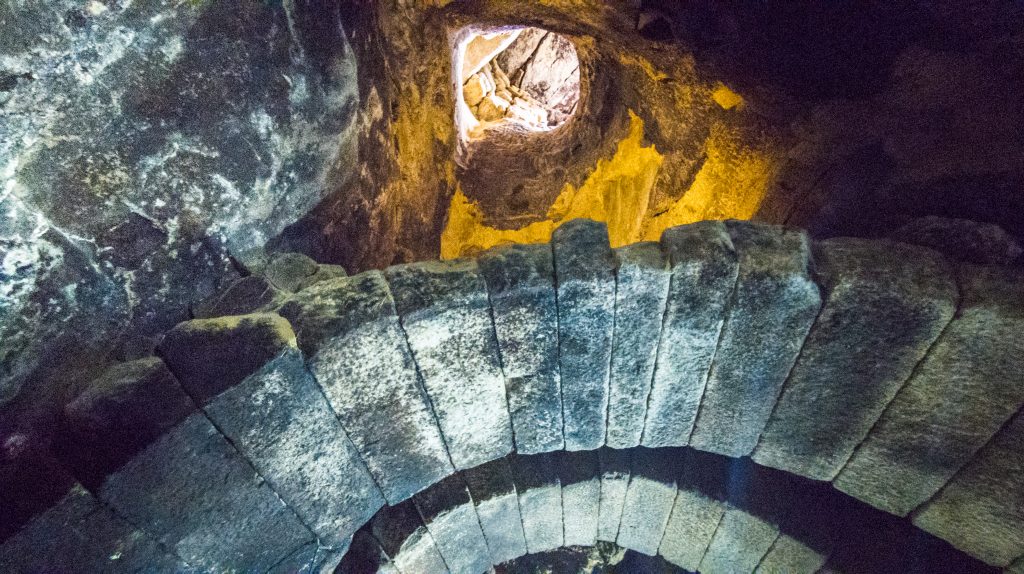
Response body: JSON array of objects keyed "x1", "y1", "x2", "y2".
[
  {"x1": 658, "y1": 487, "x2": 726, "y2": 571},
  {"x1": 597, "y1": 447, "x2": 631, "y2": 542},
  {"x1": 265, "y1": 252, "x2": 320, "y2": 293},
  {"x1": 461, "y1": 457, "x2": 529, "y2": 565},
  {"x1": 269, "y1": 541, "x2": 347, "y2": 574},
  {"x1": 278, "y1": 272, "x2": 453, "y2": 503},
  {"x1": 0, "y1": 485, "x2": 185, "y2": 573},
  {"x1": 203, "y1": 349, "x2": 385, "y2": 548},
  {"x1": 158, "y1": 312, "x2": 297, "y2": 403},
  {"x1": 1007, "y1": 557, "x2": 1024, "y2": 574},
  {"x1": 552, "y1": 219, "x2": 616, "y2": 450},
  {"x1": 413, "y1": 474, "x2": 491, "y2": 574},
  {"x1": 835, "y1": 265, "x2": 1024, "y2": 516},
  {"x1": 558, "y1": 450, "x2": 600, "y2": 547},
  {"x1": 914, "y1": 411, "x2": 1024, "y2": 567},
  {"x1": 607, "y1": 242, "x2": 670, "y2": 449},
  {"x1": 753, "y1": 239, "x2": 958, "y2": 480},
  {"x1": 689, "y1": 222, "x2": 821, "y2": 457},
  {"x1": 617, "y1": 447, "x2": 685, "y2": 555},
  {"x1": 754, "y1": 533, "x2": 829, "y2": 574},
  {"x1": 336, "y1": 529, "x2": 397, "y2": 574},
  {"x1": 643, "y1": 222, "x2": 738, "y2": 447},
  {"x1": 371, "y1": 500, "x2": 448, "y2": 574},
  {"x1": 99, "y1": 412, "x2": 315, "y2": 570},
  {"x1": 386, "y1": 260, "x2": 514, "y2": 470},
  {"x1": 699, "y1": 507, "x2": 780, "y2": 574},
  {"x1": 62, "y1": 357, "x2": 195, "y2": 487},
  {"x1": 193, "y1": 275, "x2": 286, "y2": 319},
  {"x1": 478, "y1": 244, "x2": 563, "y2": 454},
  {"x1": 510, "y1": 452, "x2": 563, "y2": 553}
]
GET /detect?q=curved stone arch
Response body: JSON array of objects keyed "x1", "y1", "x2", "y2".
[{"x1": 1, "y1": 219, "x2": 1022, "y2": 573}]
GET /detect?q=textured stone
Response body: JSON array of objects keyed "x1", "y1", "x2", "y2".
[
  {"x1": 0, "y1": 484, "x2": 185, "y2": 573},
  {"x1": 699, "y1": 507, "x2": 780, "y2": 574},
  {"x1": 893, "y1": 216, "x2": 1023, "y2": 266},
  {"x1": 754, "y1": 239, "x2": 958, "y2": 480},
  {"x1": 62, "y1": 357, "x2": 195, "y2": 487},
  {"x1": 477, "y1": 244, "x2": 563, "y2": 454},
  {"x1": 203, "y1": 349, "x2": 385, "y2": 548},
  {"x1": 371, "y1": 500, "x2": 448, "y2": 574},
  {"x1": 193, "y1": 275, "x2": 286, "y2": 319},
  {"x1": 617, "y1": 447, "x2": 684, "y2": 555},
  {"x1": 597, "y1": 447, "x2": 632, "y2": 542},
  {"x1": 265, "y1": 252, "x2": 320, "y2": 293},
  {"x1": 643, "y1": 221, "x2": 738, "y2": 447},
  {"x1": 510, "y1": 452, "x2": 563, "y2": 553},
  {"x1": 296, "y1": 265, "x2": 349, "y2": 292},
  {"x1": 278, "y1": 272, "x2": 453, "y2": 504},
  {"x1": 414, "y1": 474, "x2": 491, "y2": 574},
  {"x1": 99, "y1": 412, "x2": 315, "y2": 570},
  {"x1": 461, "y1": 457, "x2": 529, "y2": 565},
  {"x1": 914, "y1": 411, "x2": 1024, "y2": 567},
  {"x1": 755, "y1": 533, "x2": 829, "y2": 574},
  {"x1": 552, "y1": 219, "x2": 616, "y2": 450},
  {"x1": 558, "y1": 450, "x2": 600, "y2": 547},
  {"x1": 606, "y1": 242, "x2": 670, "y2": 449},
  {"x1": 386, "y1": 259, "x2": 513, "y2": 470},
  {"x1": 835, "y1": 265, "x2": 1024, "y2": 516},
  {"x1": 1007, "y1": 557, "x2": 1024, "y2": 574},
  {"x1": 158, "y1": 312, "x2": 297, "y2": 403},
  {"x1": 659, "y1": 488, "x2": 726, "y2": 571},
  {"x1": 689, "y1": 221, "x2": 821, "y2": 457},
  {"x1": 336, "y1": 530, "x2": 396, "y2": 574}
]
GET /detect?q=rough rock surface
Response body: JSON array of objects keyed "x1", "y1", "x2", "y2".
[
  {"x1": 755, "y1": 533, "x2": 829, "y2": 574},
  {"x1": 597, "y1": 447, "x2": 631, "y2": 543},
  {"x1": 192, "y1": 276, "x2": 286, "y2": 319},
  {"x1": 659, "y1": 488, "x2": 726, "y2": 571},
  {"x1": 370, "y1": 500, "x2": 448, "y2": 574},
  {"x1": 893, "y1": 216, "x2": 1023, "y2": 266},
  {"x1": 558, "y1": 450, "x2": 600, "y2": 547},
  {"x1": 413, "y1": 474, "x2": 491, "y2": 574},
  {"x1": 461, "y1": 457, "x2": 528, "y2": 565},
  {"x1": 699, "y1": 508, "x2": 780, "y2": 574},
  {"x1": 617, "y1": 448, "x2": 683, "y2": 556},
  {"x1": 511, "y1": 452, "x2": 563, "y2": 554}
]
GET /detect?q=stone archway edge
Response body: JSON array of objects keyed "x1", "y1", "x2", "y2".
[{"x1": 1, "y1": 218, "x2": 1021, "y2": 572}]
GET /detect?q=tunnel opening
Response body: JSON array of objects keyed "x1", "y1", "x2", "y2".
[{"x1": 454, "y1": 26, "x2": 581, "y2": 144}]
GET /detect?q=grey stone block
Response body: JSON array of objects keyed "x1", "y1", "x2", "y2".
[
  {"x1": 510, "y1": 452, "x2": 563, "y2": 553},
  {"x1": 193, "y1": 275, "x2": 286, "y2": 319},
  {"x1": 835, "y1": 265, "x2": 1024, "y2": 516},
  {"x1": 607, "y1": 242, "x2": 670, "y2": 449},
  {"x1": 753, "y1": 239, "x2": 958, "y2": 480},
  {"x1": 558, "y1": 450, "x2": 600, "y2": 547},
  {"x1": 461, "y1": 458, "x2": 529, "y2": 565},
  {"x1": 1007, "y1": 557, "x2": 1024, "y2": 574},
  {"x1": 658, "y1": 487, "x2": 726, "y2": 572},
  {"x1": 279, "y1": 271, "x2": 454, "y2": 503},
  {"x1": 914, "y1": 410, "x2": 1024, "y2": 567},
  {"x1": 0, "y1": 485, "x2": 186, "y2": 573},
  {"x1": 99, "y1": 412, "x2": 315, "y2": 570},
  {"x1": 478, "y1": 244, "x2": 564, "y2": 454},
  {"x1": 699, "y1": 507, "x2": 780, "y2": 574},
  {"x1": 754, "y1": 534, "x2": 829, "y2": 574},
  {"x1": 265, "y1": 252, "x2": 320, "y2": 293},
  {"x1": 268, "y1": 541, "x2": 347, "y2": 574},
  {"x1": 552, "y1": 219, "x2": 616, "y2": 451},
  {"x1": 414, "y1": 474, "x2": 491, "y2": 574},
  {"x1": 372, "y1": 500, "x2": 449, "y2": 574},
  {"x1": 597, "y1": 448, "x2": 631, "y2": 543},
  {"x1": 336, "y1": 529, "x2": 397, "y2": 574},
  {"x1": 689, "y1": 222, "x2": 821, "y2": 457},
  {"x1": 203, "y1": 349, "x2": 385, "y2": 548},
  {"x1": 617, "y1": 447, "x2": 685, "y2": 556},
  {"x1": 643, "y1": 221, "x2": 738, "y2": 447},
  {"x1": 386, "y1": 260, "x2": 514, "y2": 470}
]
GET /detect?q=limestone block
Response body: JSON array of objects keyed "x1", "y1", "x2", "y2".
[
  {"x1": 658, "y1": 488, "x2": 726, "y2": 571},
  {"x1": 278, "y1": 271, "x2": 453, "y2": 503},
  {"x1": 99, "y1": 412, "x2": 315, "y2": 570},
  {"x1": 463, "y1": 73, "x2": 491, "y2": 107},
  {"x1": 203, "y1": 349, "x2": 385, "y2": 548},
  {"x1": 385, "y1": 260, "x2": 513, "y2": 470},
  {"x1": 835, "y1": 265, "x2": 1024, "y2": 516},
  {"x1": 477, "y1": 244, "x2": 563, "y2": 454},
  {"x1": 476, "y1": 94, "x2": 511, "y2": 121},
  {"x1": 158, "y1": 312, "x2": 297, "y2": 403},
  {"x1": 617, "y1": 447, "x2": 684, "y2": 555},
  {"x1": 0, "y1": 485, "x2": 185, "y2": 573},
  {"x1": 336, "y1": 530, "x2": 397, "y2": 574},
  {"x1": 606, "y1": 242, "x2": 670, "y2": 449},
  {"x1": 414, "y1": 474, "x2": 491, "y2": 574},
  {"x1": 371, "y1": 500, "x2": 448, "y2": 574},
  {"x1": 558, "y1": 450, "x2": 600, "y2": 547},
  {"x1": 754, "y1": 239, "x2": 957, "y2": 480},
  {"x1": 755, "y1": 534, "x2": 829, "y2": 574},
  {"x1": 699, "y1": 507, "x2": 780, "y2": 574},
  {"x1": 689, "y1": 222, "x2": 821, "y2": 457},
  {"x1": 914, "y1": 411, "x2": 1024, "y2": 567},
  {"x1": 643, "y1": 221, "x2": 738, "y2": 447},
  {"x1": 597, "y1": 447, "x2": 631, "y2": 542},
  {"x1": 461, "y1": 457, "x2": 529, "y2": 565},
  {"x1": 63, "y1": 357, "x2": 195, "y2": 487},
  {"x1": 510, "y1": 452, "x2": 563, "y2": 553},
  {"x1": 552, "y1": 219, "x2": 616, "y2": 451},
  {"x1": 193, "y1": 275, "x2": 286, "y2": 319}
]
